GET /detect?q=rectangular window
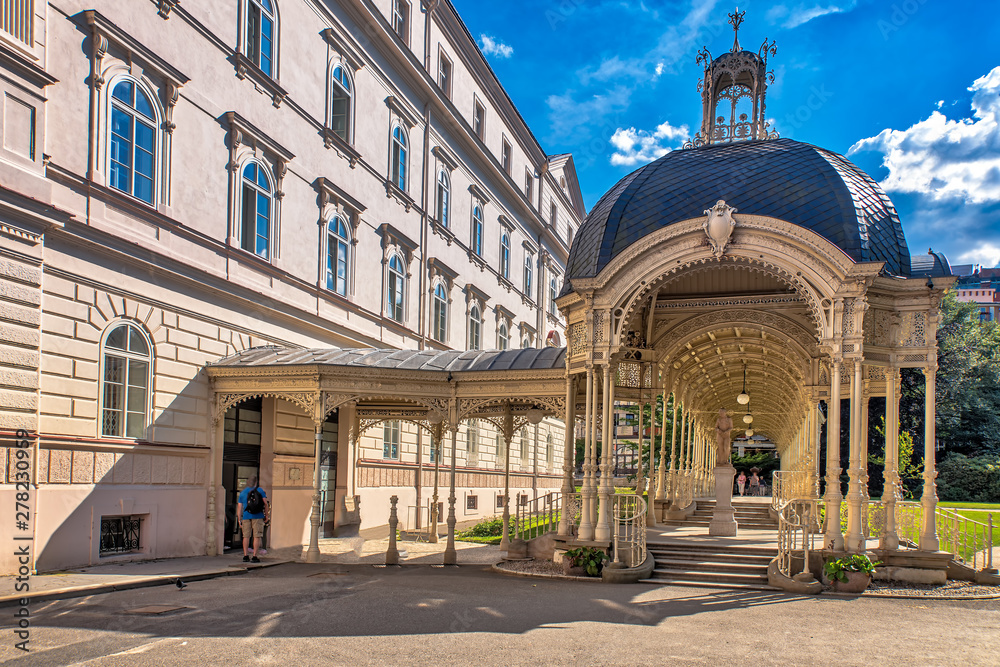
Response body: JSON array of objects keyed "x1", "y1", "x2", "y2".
[
  {"x1": 524, "y1": 253, "x2": 533, "y2": 297},
  {"x1": 501, "y1": 138, "x2": 511, "y2": 174},
  {"x1": 383, "y1": 420, "x2": 400, "y2": 459},
  {"x1": 473, "y1": 100, "x2": 485, "y2": 139},
  {"x1": 102, "y1": 356, "x2": 149, "y2": 439},
  {"x1": 466, "y1": 495, "x2": 478, "y2": 510},
  {"x1": 393, "y1": 0, "x2": 410, "y2": 45},
  {"x1": 438, "y1": 52, "x2": 452, "y2": 98},
  {"x1": 99, "y1": 515, "x2": 142, "y2": 555},
  {"x1": 1, "y1": 0, "x2": 34, "y2": 46},
  {"x1": 525, "y1": 169, "x2": 533, "y2": 201},
  {"x1": 496, "y1": 494, "x2": 505, "y2": 509},
  {"x1": 550, "y1": 202, "x2": 558, "y2": 229}
]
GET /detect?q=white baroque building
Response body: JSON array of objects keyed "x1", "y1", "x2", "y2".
[{"x1": 0, "y1": 0, "x2": 583, "y2": 572}]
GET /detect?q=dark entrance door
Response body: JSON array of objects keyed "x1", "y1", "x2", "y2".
[
  {"x1": 319, "y1": 412, "x2": 338, "y2": 538},
  {"x1": 222, "y1": 398, "x2": 262, "y2": 551}
]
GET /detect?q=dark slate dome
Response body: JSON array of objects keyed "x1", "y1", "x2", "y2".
[{"x1": 564, "y1": 138, "x2": 911, "y2": 292}]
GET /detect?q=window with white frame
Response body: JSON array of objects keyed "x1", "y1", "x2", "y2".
[
  {"x1": 383, "y1": 420, "x2": 400, "y2": 459},
  {"x1": 521, "y1": 331, "x2": 533, "y2": 348},
  {"x1": 501, "y1": 138, "x2": 511, "y2": 174},
  {"x1": 244, "y1": 0, "x2": 277, "y2": 77},
  {"x1": 436, "y1": 169, "x2": 450, "y2": 227},
  {"x1": 468, "y1": 304, "x2": 482, "y2": 350},
  {"x1": 438, "y1": 51, "x2": 452, "y2": 98},
  {"x1": 101, "y1": 322, "x2": 152, "y2": 439},
  {"x1": 109, "y1": 78, "x2": 158, "y2": 205},
  {"x1": 519, "y1": 427, "x2": 529, "y2": 463},
  {"x1": 549, "y1": 276, "x2": 558, "y2": 316},
  {"x1": 1, "y1": 0, "x2": 34, "y2": 46},
  {"x1": 467, "y1": 419, "x2": 478, "y2": 453},
  {"x1": 392, "y1": 0, "x2": 410, "y2": 45},
  {"x1": 473, "y1": 99, "x2": 485, "y2": 139},
  {"x1": 432, "y1": 283, "x2": 448, "y2": 342},
  {"x1": 546, "y1": 433, "x2": 554, "y2": 467},
  {"x1": 390, "y1": 124, "x2": 408, "y2": 191},
  {"x1": 525, "y1": 169, "x2": 533, "y2": 201},
  {"x1": 327, "y1": 215, "x2": 350, "y2": 296},
  {"x1": 330, "y1": 64, "x2": 353, "y2": 142},
  {"x1": 471, "y1": 203, "x2": 484, "y2": 256},
  {"x1": 550, "y1": 201, "x2": 558, "y2": 229},
  {"x1": 524, "y1": 253, "x2": 533, "y2": 297},
  {"x1": 240, "y1": 161, "x2": 273, "y2": 260},
  {"x1": 387, "y1": 254, "x2": 406, "y2": 323},
  {"x1": 499, "y1": 232, "x2": 510, "y2": 279},
  {"x1": 498, "y1": 322, "x2": 509, "y2": 350}
]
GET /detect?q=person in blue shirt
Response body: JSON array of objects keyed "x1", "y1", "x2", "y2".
[{"x1": 237, "y1": 475, "x2": 269, "y2": 563}]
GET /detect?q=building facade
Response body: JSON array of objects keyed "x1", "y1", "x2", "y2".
[{"x1": 0, "y1": 0, "x2": 583, "y2": 572}]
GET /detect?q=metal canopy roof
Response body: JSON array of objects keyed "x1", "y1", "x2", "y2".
[
  {"x1": 209, "y1": 346, "x2": 567, "y2": 373},
  {"x1": 564, "y1": 137, "x2": 913, "y2": 294}
]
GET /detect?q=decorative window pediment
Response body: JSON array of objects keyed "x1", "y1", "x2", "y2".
[
  {"x1": 432, "y1": 145, "x2": 459, "y2": 172},
  {"x1": 385, "y1": 95, "x2": 420, "y2": 129},
  {"x1": 321, "y1": 26, "x2": 365, "y2": 72},
  {"x1": 469, "y1": 183, "x2": 491, "y2": 205},
  {"x1": 378, "y1": 223, "x2": 417, "y2": 266}
]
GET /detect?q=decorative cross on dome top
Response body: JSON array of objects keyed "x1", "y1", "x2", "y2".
[{"x1": 728, "y1": 7, "x2": 746, "y2": 52}]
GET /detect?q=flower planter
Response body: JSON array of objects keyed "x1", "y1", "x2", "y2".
[
  {"x1": 833, "y1": 571, "x2": 871, "y2": 594},
  {"x1": 563, "y1": 564, "x2": 586, "y2": 577}
]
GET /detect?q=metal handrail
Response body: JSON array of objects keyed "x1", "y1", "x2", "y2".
[
  {"x1": 611, "y1": 493, "x2": 647, "y2": 568},
  {"x1": 776, "y1": 498, "x2": 819, "y2": 579},
  {"x1": 512, "y1": 491, "x2": 563, "y2": 542}
]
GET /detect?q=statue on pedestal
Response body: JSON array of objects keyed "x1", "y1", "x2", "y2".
[{"x1": 715, "y1": 408, "x2": 733, "y2": 466}]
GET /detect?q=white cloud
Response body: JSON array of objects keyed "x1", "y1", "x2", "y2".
[
  {"x1": 766, "y1": 2, "x2": 857, "y2": 29},
  {"x1": 957, "y1": 242, "x2": 1000, "y2": 268},
  {"x1": 479, "y1": 34, "x2": 513, "y2": 59},
  {"x1": 849, "y1": 66, "x2": 1000, "y2": 204},
  {"x1": 653, "y1": 63, "x2": 665, "y2": 80},
  {"x1": 610, "y1": 121, "x2": 690, "y2": 166}
]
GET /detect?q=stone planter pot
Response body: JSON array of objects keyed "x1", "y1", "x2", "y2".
[
  {"x1": 563, "y1": 563, "x2": 586, "y2": 577},
  {"x1": 833, "y1": 571, "x2": 871, "y2": 594}
]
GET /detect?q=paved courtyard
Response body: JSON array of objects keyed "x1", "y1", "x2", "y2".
[{"x1": 2, "y1": 563, "x2": 997, "y2": 666}]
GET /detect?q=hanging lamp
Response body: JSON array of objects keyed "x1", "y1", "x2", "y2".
[
  {"x1": 743, "y1": 397, "x2": 754, "y2": 424},
  {"x1": 745, "y1": 428, "x2": 754, "y2": 437},
  {"x1": 737, "y1": 362, "x2": 750, "y2": 404}
]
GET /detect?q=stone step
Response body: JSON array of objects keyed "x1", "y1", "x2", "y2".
[
  {"x1": 647, "y1": 542, "x2": 777, "y2": 558},
  {"x1": 647, "y1": 548, "x2": 773, "y2": 565},
  {"x1": 639, "y1": 578, "x2": 781, "y2": 591},
  {"x1": 646, "y1": 568, "x2": 770, "y2": 586},
  {"x1": 653, "y1": 558, "x2": 770, "y2": 574},
  {"x1": 660, "y1": 519, "x2": 777, "y2": 528}
]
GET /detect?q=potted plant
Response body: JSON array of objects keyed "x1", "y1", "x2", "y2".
[
  {"x1": 563, "y1": 546, "x2": 609, "y2": 577},
  {"x1": 823, "y1": 554, "x2": 880, "y2": 593}
]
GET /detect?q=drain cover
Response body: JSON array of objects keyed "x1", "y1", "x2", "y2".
[{"x1": 127, "y1": 605, "x2": 191, "y2": 615}]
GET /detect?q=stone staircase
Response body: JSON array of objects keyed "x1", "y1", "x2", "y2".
[
  {"x1": 661, "y1": 499, "x2": 778, "y2": 530},
  {"x1": 640, "y1": 542, "x2": 777, "y2": 589}
]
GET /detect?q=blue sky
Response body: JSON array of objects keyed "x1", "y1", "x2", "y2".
[{"x1": 453, "y1": 0, "x2": 1000, "y2": 269}]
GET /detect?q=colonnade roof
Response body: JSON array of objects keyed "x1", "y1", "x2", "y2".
[{"x1": 209, "y1": 346, "x2": 566, "y2": 373}]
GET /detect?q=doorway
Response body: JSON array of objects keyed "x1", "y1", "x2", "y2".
[{"x1": 222, "y1": 397, "x2": 263, "y2": 551}]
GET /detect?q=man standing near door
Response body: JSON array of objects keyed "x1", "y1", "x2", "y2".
[{"x1": 237, "y1": 475, "x2": 269, "y2": 562}]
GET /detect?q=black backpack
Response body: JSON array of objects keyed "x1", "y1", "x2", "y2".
[{"x1": 246, "y1": 486, "x2": 265, "y2": 514}]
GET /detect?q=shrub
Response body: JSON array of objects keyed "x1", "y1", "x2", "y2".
[{"x1": 458, "y1": 516, "x2": 504, "y2": 538}]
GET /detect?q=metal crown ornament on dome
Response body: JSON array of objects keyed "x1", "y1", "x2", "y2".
[{"x1": 683, "y1": 8, "x2": 779, "y2": 149}]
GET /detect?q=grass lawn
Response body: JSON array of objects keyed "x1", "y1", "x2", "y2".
[{"x1": 939, "y1": 502, "x2": 1000, "y2": 527}]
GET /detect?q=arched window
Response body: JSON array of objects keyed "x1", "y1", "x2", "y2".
[
  {"x1": 524, "y1": 253, "x2": 533, "y2": 296},
  {"x1": 498, "y1": 322, "x2": 508, "y2": 350},
  {"x1": 549, "y1": 276, "x2": 558, "y2": 315},
  {"x1": 432, "y1": 283, "x2": 448, "y2": 342},
  {"x1": 331, "y1": 64, "x2": 353, "y2": 142},
  {"x1": 467, "y1": 419, "x2": 478, "y2": 453},
  {"x1": 241, "y1": 161, "x2": 272, "y2": 259},
  {"x1": 390, "y1": 124, "x2": 408, "y2": 190},
  {"x1": 521, "y1": 333, "x2": 532, "y2": 348},
  {"x1": 327, "y1": 215, "x2": 350, "y2": 296},
  {"x1": 101, "y1": 322, "x2": 152, "y2": 439},
  {"x1": 109, "y1": 78, "x2": 157, "y2": 204},
  {"x1": 472, "y1": 204, "x2": 483, "y2": 256},
  {"x1": 387, "y1": 254, "x2": 405, "y2": 322},
  {"x1": 500, "y1": 232, "x2": 510, "y2": 279},
  {"x1": 436, "y1": 169, "x2": 450, "y2": 227},
  {"x1": 245, "y1": 0, "x2": 277, "y2": 77},
  {"x1": 468, "y1": 305, "x2": 481, "y2": 350}
]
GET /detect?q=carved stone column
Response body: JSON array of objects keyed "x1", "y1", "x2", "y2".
[
  {"x1": 594, "y1": 362, "x2": 615, "y2": 542},
  {"x1": 578, "y1": 366, "x2": 596, "y2": 541},
  {"x1": 919, "y1": 365, "x2": 940, "y2": 551},
  {"x1": 499, "y1": 406, "x2": 515, "y2": 551},
  {"x1": 429, "y1": 425, "x2": 441, "y2": 544},
  {"x1": 557, "y1": 375, "x2": 577, "y2": 537},
  {"x1": 444, "y1": 426, "x2": 459, "y2": 565},
  {"x1": 206, "y1": 409, "x2": 221, "y2": 557},
  {"x1": 845, "y1": 360, "x2": 865, "y2": 552},
  {"x1": 667, "y1": 396, "x2": 680, "y2": 509},
  {"x1": 306, "y1": 410, "x2": 324, "y2": 563},
  {"x1": 824, "y1": 357, "x2": 845, "y2": 551},
  {"x1": 881, "y1": 365, "x2": 901, "y2": 550},
  {"x1": 655, "y1": 389, "x2": 670, "y2": 501}
]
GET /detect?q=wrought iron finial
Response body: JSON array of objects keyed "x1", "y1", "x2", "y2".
[{"x1": 728, "y1": 7, "x2": 746, "y2": 52}]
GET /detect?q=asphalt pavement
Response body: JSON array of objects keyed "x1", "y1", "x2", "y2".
[{"x1": 1, "y1": 562, "x2": 997, "y2": 666}]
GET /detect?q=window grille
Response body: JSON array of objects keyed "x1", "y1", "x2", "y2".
[{"x1": 100, "y1": 515, "x2": 142, "y2": 555}]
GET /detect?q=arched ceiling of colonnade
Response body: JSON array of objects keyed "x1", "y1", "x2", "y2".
[{"x1": 642, "y1": 264, "x2": 821, "y2": 451}]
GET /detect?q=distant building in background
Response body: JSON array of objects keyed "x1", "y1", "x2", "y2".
[{"x1": 951, "y1": 262, "x2": 1000, "y2": 322}]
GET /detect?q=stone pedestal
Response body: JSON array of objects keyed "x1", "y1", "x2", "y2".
[{"x1": 709, "y1": 465, "x2": 738, "y2": 536}]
